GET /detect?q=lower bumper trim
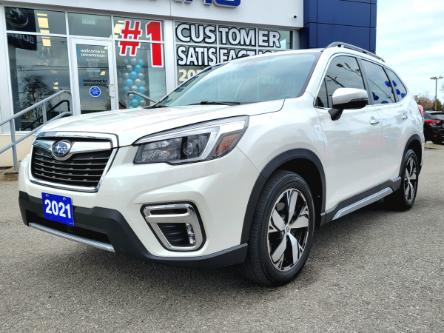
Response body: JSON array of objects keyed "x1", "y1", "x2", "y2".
[
  {"x1": 29, "y1": 222, "x2": 115, "y2": 253},
  {"x1": 19, "y1": 191, "x2": 247, "y2": 268}
]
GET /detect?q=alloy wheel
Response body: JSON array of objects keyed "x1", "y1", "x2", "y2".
[
  {"x1": 404, "y1": 156, "x2": 418, "y2": 203},
  {"x1": 267, "y1": 189, "x2": 310, "y2": 272}
]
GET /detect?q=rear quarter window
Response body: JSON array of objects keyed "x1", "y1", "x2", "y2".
[{"x1": 386, "y1": 69, "x2": 408, "y2": 101}]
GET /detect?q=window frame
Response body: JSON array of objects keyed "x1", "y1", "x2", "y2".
[{"x1": 314, "y1": 53, "x2": 410, "y2": 110}]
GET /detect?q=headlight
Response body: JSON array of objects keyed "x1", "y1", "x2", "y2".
[{"x1": 134, "y1": 116, "x2": 248, "y2": 164}]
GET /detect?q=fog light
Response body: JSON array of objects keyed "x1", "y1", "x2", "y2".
[
  {"x1": 185, "y1": 223, "x2": 196, "y2": 246},
  {"x1": 142, "y1": 203, "x2": 204, "y2": 251}
]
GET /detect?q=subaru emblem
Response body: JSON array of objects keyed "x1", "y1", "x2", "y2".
[{"x1": 52, "y1": 140, "x2": 72, "y2": 159}]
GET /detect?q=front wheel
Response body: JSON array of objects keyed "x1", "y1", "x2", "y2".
[
  {"x1": 241, "y1": 171, "x2": 316, "y2": 286},
  {"x1": 385, "y1": 149, "x2": 419, "y2": 211}
]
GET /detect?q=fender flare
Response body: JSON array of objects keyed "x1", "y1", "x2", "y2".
[
  {"x1": 402, "y1": 134, "x2": 423, "y2": 175},
  {"x1": 241, "y1": 149, "x2": 326, "y2": 243}
]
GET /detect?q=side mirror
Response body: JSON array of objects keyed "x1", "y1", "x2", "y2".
[{"x1": 329, "y1": 88, "x2": 369, "y2": 121}]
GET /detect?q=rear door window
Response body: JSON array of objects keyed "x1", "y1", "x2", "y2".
[
  {"x1": 361, "y1": 60, "x2": 396, "y2": 104},
  {"x1": 386, "y1": 69, "x2": 408, "y2": 101}
]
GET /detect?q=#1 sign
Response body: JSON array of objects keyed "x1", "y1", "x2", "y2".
[{"x1": 118, "y1": 20, "x2": 164, "y2": 68}]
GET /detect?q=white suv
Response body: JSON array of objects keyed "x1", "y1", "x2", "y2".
[{"x1": 19, "y1": 42, "x2": 424, "y2": 286}]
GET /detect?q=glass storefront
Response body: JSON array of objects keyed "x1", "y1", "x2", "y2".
[
  {"x1": 113, "y1": 17, "x2": 166, "y2": 108},
  {"x1": 2, "y1": 6, "x2": 295, "y2": 131},
  {"x1": 68, "y1": 13, "x2": 112, "y2": 38},
  {"x1": 6, "y1": 7, "x2": 71, "y2": 130},
  {"x1": 175, "y1": 22, "x2": 293, "y2": 84},
  {"x1": 5, "y1": 7, "x2": 168, "y2": 130}
]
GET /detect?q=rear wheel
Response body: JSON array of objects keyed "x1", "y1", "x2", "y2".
[
  {"x1": 241, "y1": 171, "x2": 315, "y2": 286},
  {"x1": 385, "y1": 149, "x2": 419, "y2": 211}
]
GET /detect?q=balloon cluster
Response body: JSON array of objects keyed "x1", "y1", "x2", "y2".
[{"x1": 119, "y1": 57, "x2": 147, "y2": 108}]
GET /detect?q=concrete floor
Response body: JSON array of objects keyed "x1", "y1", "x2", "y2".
[{"x1": 0, "y1": 148, "x2": 443, "y2": 332}]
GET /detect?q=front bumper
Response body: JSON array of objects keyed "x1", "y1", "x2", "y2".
[
  {"x1": 19, "y1": 145, "x2": 259, "y2": 267},
  {"x1": 19, "y1": 191, "x2": 247, "y2": 268}
]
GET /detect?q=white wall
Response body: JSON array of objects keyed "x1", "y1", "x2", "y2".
[
  {"x1": 170, "y1": 0, "x2": 303, "y2": 28},
  {"x1": 4, "y1": 0, "x2": 304, "y2": 28}
]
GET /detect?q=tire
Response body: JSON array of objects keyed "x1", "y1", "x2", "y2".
[
  {"x1": 240, "y1": 171, "x2": 316, "y2": 286},
  {"x1": 384, "y1": 149, "x2": 419, "y2": 211}
]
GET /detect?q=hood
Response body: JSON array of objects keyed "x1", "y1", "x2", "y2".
[{"x1": 40, "y1": 100, "x2": 284, "y2": 146}]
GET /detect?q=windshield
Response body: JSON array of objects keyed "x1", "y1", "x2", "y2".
[{"x1": 155, "y1": 53, "x2": 318, "y2": 107}]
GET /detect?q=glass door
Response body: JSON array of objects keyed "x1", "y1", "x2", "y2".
[{"x1": 70, "y1": 38, "x2": 117, "y2": 114}]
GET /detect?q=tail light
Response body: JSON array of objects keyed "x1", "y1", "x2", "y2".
[{"x1": 424, "y1": 119, "x2": 442, "y2": 126}]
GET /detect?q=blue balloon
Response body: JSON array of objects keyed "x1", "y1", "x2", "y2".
[
  {"x1": 138, "y1": 86, "x2": 145, "y2": 93},
  {"x1": 138, "y1": 59, "x2": 145, "y2": 66},
  {"x1": 135, "y1": 64, "x2": 142, "y2": 72},
  {"x1": 126, "y1": 78, "x2": 133, "y2": 86},
  {"x1": 130, "y1": 58, "x2": 137, "y2": 65},
  {"x1": 130, "y1": 71, "x2": 138, "y2": 80}
]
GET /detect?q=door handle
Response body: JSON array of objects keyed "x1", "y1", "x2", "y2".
[{"x1": 369, "y1": 117, "x2": 380, "y2": 126}]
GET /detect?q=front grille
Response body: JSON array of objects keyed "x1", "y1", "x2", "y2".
[{"x1": 31, "y1": 146, "x2": 112, "y2": 188}]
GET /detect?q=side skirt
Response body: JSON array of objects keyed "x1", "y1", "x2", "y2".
[{"x1": 322, "y1": 177, "x2": 401, "y2": 224}]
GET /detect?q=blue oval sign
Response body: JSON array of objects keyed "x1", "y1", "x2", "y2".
[{"x1": 89, "y1": 86, "x2": 102, "y2": 98}]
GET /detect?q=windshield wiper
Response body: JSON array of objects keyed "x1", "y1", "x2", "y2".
[
  {"x1": 189, "y1": 101, "x2": 241, "y2": 106},
  {"x1": 146, "y1": 104, "x2": 166, "y2": 109}
]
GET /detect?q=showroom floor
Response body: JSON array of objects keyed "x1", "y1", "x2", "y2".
[{"x1": 0, "y1": 147, "x2": 442, "y2": 332}]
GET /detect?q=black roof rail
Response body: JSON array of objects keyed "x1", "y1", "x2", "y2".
[{"x1": 327, "y1": 41, "x2": 385, "y2": 62}]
